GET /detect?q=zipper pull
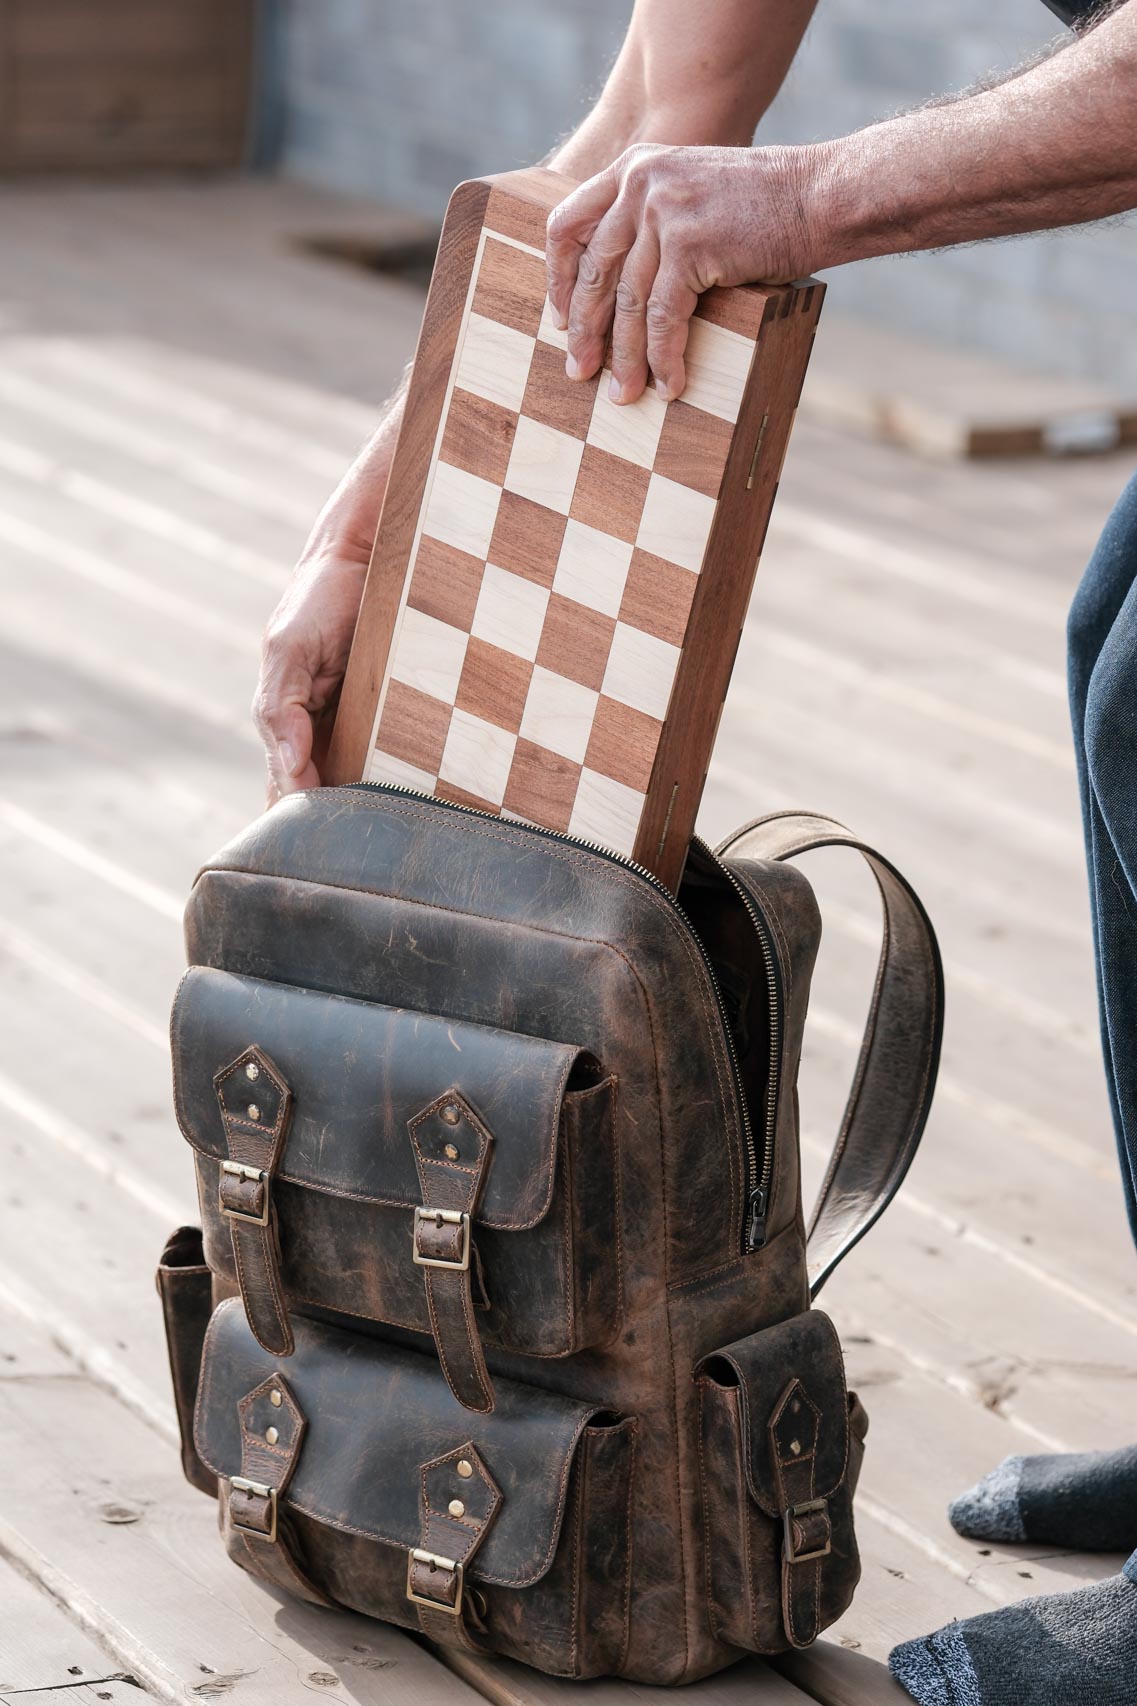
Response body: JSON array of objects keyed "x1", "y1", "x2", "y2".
[{"x1": 746, "y1": 1188, "x2": 768, "y2": 1251}]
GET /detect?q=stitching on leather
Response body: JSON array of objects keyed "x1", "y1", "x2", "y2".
[
  {"x1": 616, "y1": 1419, "x2": 637, "y2": 1676},
  {"x1": 202, "y1": 812, "x2": 743, "y2": 1251},
  {"x1": 569, "y1": 1425, "x2": 586, "y2": 1677},
  {"x1": 694, "y1": 1382, "x2": 721, "y2": 1644},
  {"x1": 608, "y1": 1082, "x2": 625, "y2": 1331}
]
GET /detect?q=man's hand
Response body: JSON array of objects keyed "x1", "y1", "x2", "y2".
[
  {"x1": 252, "y1": 393, "x2": 404, "y2": 804},
  {"x1": 546, "y1": 145, "x2": 813, "y2": 406}
]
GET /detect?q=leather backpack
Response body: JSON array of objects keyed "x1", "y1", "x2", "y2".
[{"x1": 157, "y1": 786, "x2": 942, "y2": 1685}]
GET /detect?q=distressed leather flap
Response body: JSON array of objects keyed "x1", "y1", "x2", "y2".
[
  {"x1": 194, "y1": 1299, "x2": 602, "y2": 1587},
  {"x1": 696, "y1": 1310, "x2": 850, "y2": 1516},
  {"x1": 173, "y1": 968, "x2": 595, "y2": 1229}
]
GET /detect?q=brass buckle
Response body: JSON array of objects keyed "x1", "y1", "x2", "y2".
[
  {"x1": 230, "y1": 1476, "x2": 278, "y2": 1543},
  {"x1": 406, "y1": 1547, "x2": 465, "y2": 1614},
  {"x1": 220, "y1": 1160, "x2": 270, "y2": 1227},
  {"x1": 412, "y1": 1207, "x2": 471, "y2": 1272},
  {"x1": 783, "y1": 1498, "x2": 831, "y2": 1564}
]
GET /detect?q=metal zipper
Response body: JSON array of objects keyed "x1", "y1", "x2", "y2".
[{"x1": 343, "y1": 781, "x2": 780, "y2": 1252}]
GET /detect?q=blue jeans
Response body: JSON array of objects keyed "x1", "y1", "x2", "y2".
[
  {"x1": 1067, "y1": 471, "x2": 1137, "y2": 1253},
  {"x1": 1067, "y1": 474, "x2": 1137, "y2": 1585}
]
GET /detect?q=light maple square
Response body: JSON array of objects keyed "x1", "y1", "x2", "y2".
[
  {"x1": 681, "y1": 316, "x2": 755, "y2": 422},
  {"x1": 635, "y1": 473, "x2": 716, "y2": 574},
  {"x1": 389, "y1": 606, "x2": 469, "y2": 703},
  {"x1": 551, "y1": 519, "x2": 634, "y2": 619},
  {"x1": 367, "y1": 750, "x2": 439, "y2": 793},
  {"x1": 518, "y1": 665, "x2": 600, "y2": 764},
  {"x1": 587, "y1": 379, "x2": 666, "y2": 467},
  {"x1": 537, "y1": 296, "x2": 568, "y2": 351},
  {"x1": 453, "y1": 312, "x2": 535, "y2": 413},
  {"x1": 438, "y1": 708, "x2": 517, "y2": 807},
  {"x1": 601, "y1": 621, "x2": 682, "y2": 722},
  {"x1": 568, "y1": 768, "x2": 645, "y2": 857},
  {"x1": 504, "y1": 415, "x2": 584, "y2": 515},
  {"x1": 470, "y1": 563, "x2": 550, "y2": 662},
  {"x1": 423, "y1": 461, "x2": 502, "y2": 560}
]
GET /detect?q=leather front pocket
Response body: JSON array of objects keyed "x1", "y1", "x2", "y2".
[
  {"x1": 194, "y1": 1301, "x2": 636, "y2": 1678},
  {"x1": 172, "y1": 968, "x2": 621, "y2": 1366},
  {"x1": 695, "y1": 1310, "x2": 865, "y2": 1653}
]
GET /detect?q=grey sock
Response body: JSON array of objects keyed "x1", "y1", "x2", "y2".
[
  {"x1": 950, "y1": 1445, "x2": 1137, "y2": 1551},
  {"x1": 890, "y1": 1562, "x2": 1137, "y2": 1706}
]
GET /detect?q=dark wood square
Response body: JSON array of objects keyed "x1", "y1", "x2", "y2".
[
  {"x1": 503, "y1": 738, "x2": 580, "y2": 833},
  {"x1": 375, "y1": 680, "x2": 452, "y2": 774},
  {"x1": 652, "y1": 399, "x2": 735, "y2": 498},
  {"x1": 455, "y1": 638, "x2": 534, "y2": 732},
  {"x1": 618, "y1": 549, "x2": 698, "y2": 648},
  {"x1": 584, "y1": 696, "x2": 662, "y2": 793},
  {"x1": 439, "y1": 388, "x2": 517, "y2": 485},
  {"x1": 406, "y1": 536, "x2": 485, "y2": 632},
  {"x1": 569, "y1": 444, "x2": 651, "y2": 544},
  {"x1": 534, "y1": 593, "x2": 616, "y2": 692},
  {"x1": 471, "y1": 236, "x2": 547, "y2": 337},
  {"x1": 487, "y1": 490, "x2": 566, "y2": 588},
  {"x1": 521, "y1": 340, "x2": 599, "y2": 440}
]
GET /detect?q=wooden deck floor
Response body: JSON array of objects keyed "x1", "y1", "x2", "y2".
[{"x1": 1, "y1": 177, "x2": 1134, "y2": 1705}]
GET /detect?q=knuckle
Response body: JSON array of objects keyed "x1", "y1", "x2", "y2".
[{"x1": 615, "y1": 277, "x2": 645, "y2": 315}]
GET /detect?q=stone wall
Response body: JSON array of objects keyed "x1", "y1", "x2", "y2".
[{"x1": 270, "y1": 0, "x2": 1137, "y2": 390}]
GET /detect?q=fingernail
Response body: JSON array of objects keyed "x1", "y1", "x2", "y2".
[
  {"x1": 552, "y1": 307, "x2": 568, "y2": 331},
  {"x1": 565, "y1": 354, "x2": 584, "y2": 380},
  {"x1": 608, "y1": 376, "x2": 624, "y2": 404},
  {"x1": 655, "y1": 378, "x2": 672, "y2": 402},
  {"x1": 279, "y1": 740, "x2": 297, "y2": 775}
]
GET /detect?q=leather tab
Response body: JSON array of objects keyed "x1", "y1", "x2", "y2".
[
  {"x1": 769, "y1": 1377, "x2": 830, "y2": 1648},
  {"x1": 410, "y1": 1092, "x2": 496, "y2": 1413},
  {"x1": 409, "y1": 1442, "x2": 501, "y2": 1650},
  {"x1": 214, "y1": 1045, "x2": 294, "y2": 1357},
  {"x1": 222, "y1": 1371, "x2": 331, "y2": 1607}
]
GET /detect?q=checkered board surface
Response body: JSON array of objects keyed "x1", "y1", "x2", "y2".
[{"x1": 363, "y1": 224, "x2": 761, "y2": 858}]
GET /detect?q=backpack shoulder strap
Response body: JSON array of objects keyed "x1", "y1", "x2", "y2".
[{"x1": 716, "y1": 810, "x2": 944, "y2": 1299}]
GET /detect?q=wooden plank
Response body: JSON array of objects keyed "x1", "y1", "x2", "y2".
[
  {"x1": 0, "y1": 1349, "x2": 489, "y2": 1706},
  {"x1": 444, "y1": 1648, "x2": 815, "y2": 1703},
  {"x1": 0, "y1": 1557, "x2": 137, "y2": 1693},
  {"x1": 2, "y1": 1687, "x2": 147, "y2": 1705}
]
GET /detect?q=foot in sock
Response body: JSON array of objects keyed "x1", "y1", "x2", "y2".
[
  {"x1": 889, "y1": 1559, "x2": 1137, "y2": 1706},
  {"x1": 949, "y1": 1444, "x2": 1137, "y2": 1551}
]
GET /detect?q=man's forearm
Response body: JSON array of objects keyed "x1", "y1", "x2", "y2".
[
  {"x1": 808, "y1": 3, "x2": 1137, "y2": 267},
  {"x1": 550, "y1": 0, "x2": 817, "y2": 180}
]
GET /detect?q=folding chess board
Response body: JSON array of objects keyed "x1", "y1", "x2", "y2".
[{"x1": 326, "y1": 168, "x2": 823, "y2": 890}]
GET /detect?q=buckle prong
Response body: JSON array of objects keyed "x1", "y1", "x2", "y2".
[
  {"x1": 406, "y1": 1547, "x2": 465, "y2": 1614},
  {"x1": 412, "y1": 1206, "x2": 471, "y2": 1272}
]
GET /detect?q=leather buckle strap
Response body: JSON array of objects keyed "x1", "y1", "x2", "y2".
[
  {"x1": 413, "y1": 1207, "x2": 471, "y2": 1272},
  {"x1": 407, "y1": 1548, "x2": 465, "y2": 1615},
  {"x1": 409, "y1": 1092, "x2": 495, "y2": 1414},
  {"x1": 769, "y1": 1375, "x2": 828, "y2": 1648},
  {"x1": 214, "y1": 1045, "x2": 294, "y2": 1357},
  {"x1": 221, "y1": 1372, "x2": 332, "y2": 1608},
  {"x1": 410, "y1": 1442, "x2": 500, "y2": 1651},
  {"x1": 783, "y1": 1497, "x2": 832, "y2": 1564}
]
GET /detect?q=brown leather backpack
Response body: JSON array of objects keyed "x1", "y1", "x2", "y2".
[{"x1": 157, "y1": 788, "x2": 941, "y2": 1685}]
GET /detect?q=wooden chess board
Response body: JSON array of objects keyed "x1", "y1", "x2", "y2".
[{"x1": 326, "y1": 168, "x2": 823, "y2": 890}]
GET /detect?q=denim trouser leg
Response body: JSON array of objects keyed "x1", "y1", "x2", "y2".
[{"x1": 1067, "y1": 470, "x2": 1137, "y2": 1250}]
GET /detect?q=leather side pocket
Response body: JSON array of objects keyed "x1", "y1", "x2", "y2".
[
  {"x1": 156, "y1": 1226, "x2": 217, "y2": 1497},
  {"x1": 696, "y1": 1310, "x2": 863, "y2": 1653},
  {"x1": 497, "y1": 1414, "x2": 637, "y2": 1677}
]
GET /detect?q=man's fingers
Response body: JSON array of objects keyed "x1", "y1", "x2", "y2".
[
  {"x1": 646, "y1": 271, "x2": 700, "y2": 402},
  {"x1": 564, "y1": 206, "x2": 636, "y2": 382},
  {"x1": 545, "y1": 169, "x2": 620, "y2": 332},
  {"x1": 608, "y1": 233, "x2": 660, "y2": 404},
  {"x1": 252, "y1": 638, "x2": 317, "y2": 806}
]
